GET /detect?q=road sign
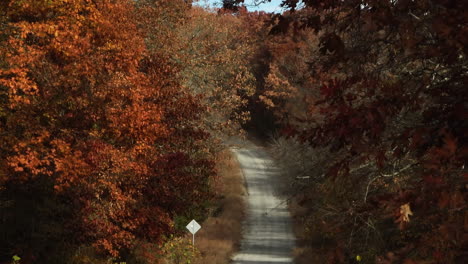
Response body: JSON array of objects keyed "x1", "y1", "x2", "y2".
[
  {"x1": 186, "y1": 219, "x2": 201, "y2": 234},
  {"x1": 186, "y1": 219, "x2": 201, "y2": 247}
]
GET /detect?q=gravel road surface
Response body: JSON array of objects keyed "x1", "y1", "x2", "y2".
[{"x1": 231, "y1": 143, "x2": 295, "y2": 264}]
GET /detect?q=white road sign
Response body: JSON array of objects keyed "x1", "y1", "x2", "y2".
[{"x1": 186, "y1": 219, "x2": 201, "y2": 234}]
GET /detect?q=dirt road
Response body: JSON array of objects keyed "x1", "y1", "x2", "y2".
[{"x1": 231, "y1": 143, "x2": 295, "y2": 264}]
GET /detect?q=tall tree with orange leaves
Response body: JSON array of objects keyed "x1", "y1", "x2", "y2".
[{"x1": 0, "y1": 0, "x2": 215, "y2": 263}]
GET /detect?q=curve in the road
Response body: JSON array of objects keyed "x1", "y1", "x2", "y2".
[{"x1": 231, "y1": 145, "x2": 296, "y2": 264}]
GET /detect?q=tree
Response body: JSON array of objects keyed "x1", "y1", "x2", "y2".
[
  {"x1": 172, "y1": 6, "x2": 257, "y2": 135},
  {"x1": 222, "y1": 0, "x2": 244, "y2": 11},
  {"x1": 255, "y1": 0, "x2": 467, "y2": 262},
  {"x1": 0, "y1": 0, "x2": 216, "y2": 262}
]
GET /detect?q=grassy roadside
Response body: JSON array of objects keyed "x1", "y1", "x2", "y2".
[{"x1": 193, "y1": 149, "x2": 247, "y2": 264}]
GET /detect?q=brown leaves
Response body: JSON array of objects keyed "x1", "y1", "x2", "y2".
[
  {"x1": 362, "y1": 13, "x2": 378, "y2": 32},
  {"x1": 319, "y1": 33, "x2": 344, "y2": 56},
  {"x1": 376, "y1": 252, "x2": 399, "y2": 264},
  {"x1": 170, "y1": 6, "x2": 256, "y2": 133},
  {"x1": 439, "y1": 191, "x2": 465, "y2": 210},
  {"x1": 432, "y1": 18, "x2": 452, "y2": 38},
  {"x1": 269, "y1": 15, "x2": 291, "y2": 35},
  {"x1": 260, "y1": 64, "x2": 297, "y2": 109},
  {"x1": 254, "y1": 0, "x2": 468, "y2": 263},
  {"x1": 301, "y1": 15, "x2": 321, "y2": 32},
  {"x1": 442, "y1": 133, "x2": 457, "y2": 157},
  {"x1": 424, "y1": 132, "x2": 460, "y2": 174},
  {"x1": 395, "y1": 203, "x2": 413, "y2": 230}
]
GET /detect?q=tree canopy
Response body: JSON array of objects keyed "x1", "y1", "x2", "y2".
[{"x1": 0, "y1": 0, "x2": 466, "y2": 263}]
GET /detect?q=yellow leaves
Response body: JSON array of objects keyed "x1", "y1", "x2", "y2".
[
  {"x1": 400, "y1": 203, "x2": 413, "y2": 222},
  {"x1": 395, "y1": 203, "x2": 413, "y2": 230}
]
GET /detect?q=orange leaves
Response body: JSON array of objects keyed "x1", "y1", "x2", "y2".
[
  {"x1": 7, "y1": 148, "x2": 51, "y2": 176},
  {"x1": 0, "y1": 1, "x2": 218, "y2": 262},
  {"x1": 6, "y1": 131, "x2": 54, "y2": 179},
  {"x1": 261, "y1": 64, "x2": 297, "y2": 108},
  {"x1": 1, "y1": 0, "x2": 196, "y2": 259},
  {"x1": 50, "y1": 139, "x2": 91, "y2": 191},
  {"x1": 0, "y1": 67, "x2": 39, "y2": 107}
]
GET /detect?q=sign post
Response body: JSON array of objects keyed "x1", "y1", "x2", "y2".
[{"x1": 186, "y1": 219, "x2": 201, "y2": 249}]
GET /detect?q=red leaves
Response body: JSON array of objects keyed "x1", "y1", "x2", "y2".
[
  {"x1": 441, "y1": 133, "x2": 457, "y2": 157},
  {"x1": 375, "y1": 150, "x2": 386, "y2": 169},
  {"x1": 409, "y1": 128, "x2": 427, "y2": 150},
  {"x1": 320, "y1": 79, "x2": 341, "y2": 98},
  {"x1": 422, "y1": 175, "x2": 445, "y2": 186},
  {"x1": 424, "y1": 131, "x2": 461, "y2": 175},
  {"x1": 280, "y1": 124, "x2": 298, "y2": 138}
]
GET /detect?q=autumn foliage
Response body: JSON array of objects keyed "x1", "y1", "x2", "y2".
[
  {"x1": 0, "y1": 0, "x2": 466, "y2": 263},
  {"x1": 249, "y1": 0, "x2": 467, "y2": 263},
  {"x1": 0, "y1": 0, "x2": 217, "y2": 263}
]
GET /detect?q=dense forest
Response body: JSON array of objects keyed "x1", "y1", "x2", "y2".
[{"x1": 0, "y1": 0, "x2": 466, "y2": 263}]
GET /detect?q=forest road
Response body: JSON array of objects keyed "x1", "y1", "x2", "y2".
[{"x1": 230, "y1": 142, "x2": 296, "y2": 264}]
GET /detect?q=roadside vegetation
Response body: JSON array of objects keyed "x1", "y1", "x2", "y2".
[
  {"x1": 0, "y1": 1, "x2": 251, "y2": 263},
  {"x1": 193, "y1": 149, "x2": 246, "y2": 264},
  {"x1": 254, "y1": 0, "x2": 467, "y2": 262},
  {"x1": 0, "y1": 0, "x2": 465, "y2": 263}
]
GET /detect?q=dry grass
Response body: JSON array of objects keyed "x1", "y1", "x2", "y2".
[{"x1": 193, "y1": 149, "x2": 246, "y2": 264}]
